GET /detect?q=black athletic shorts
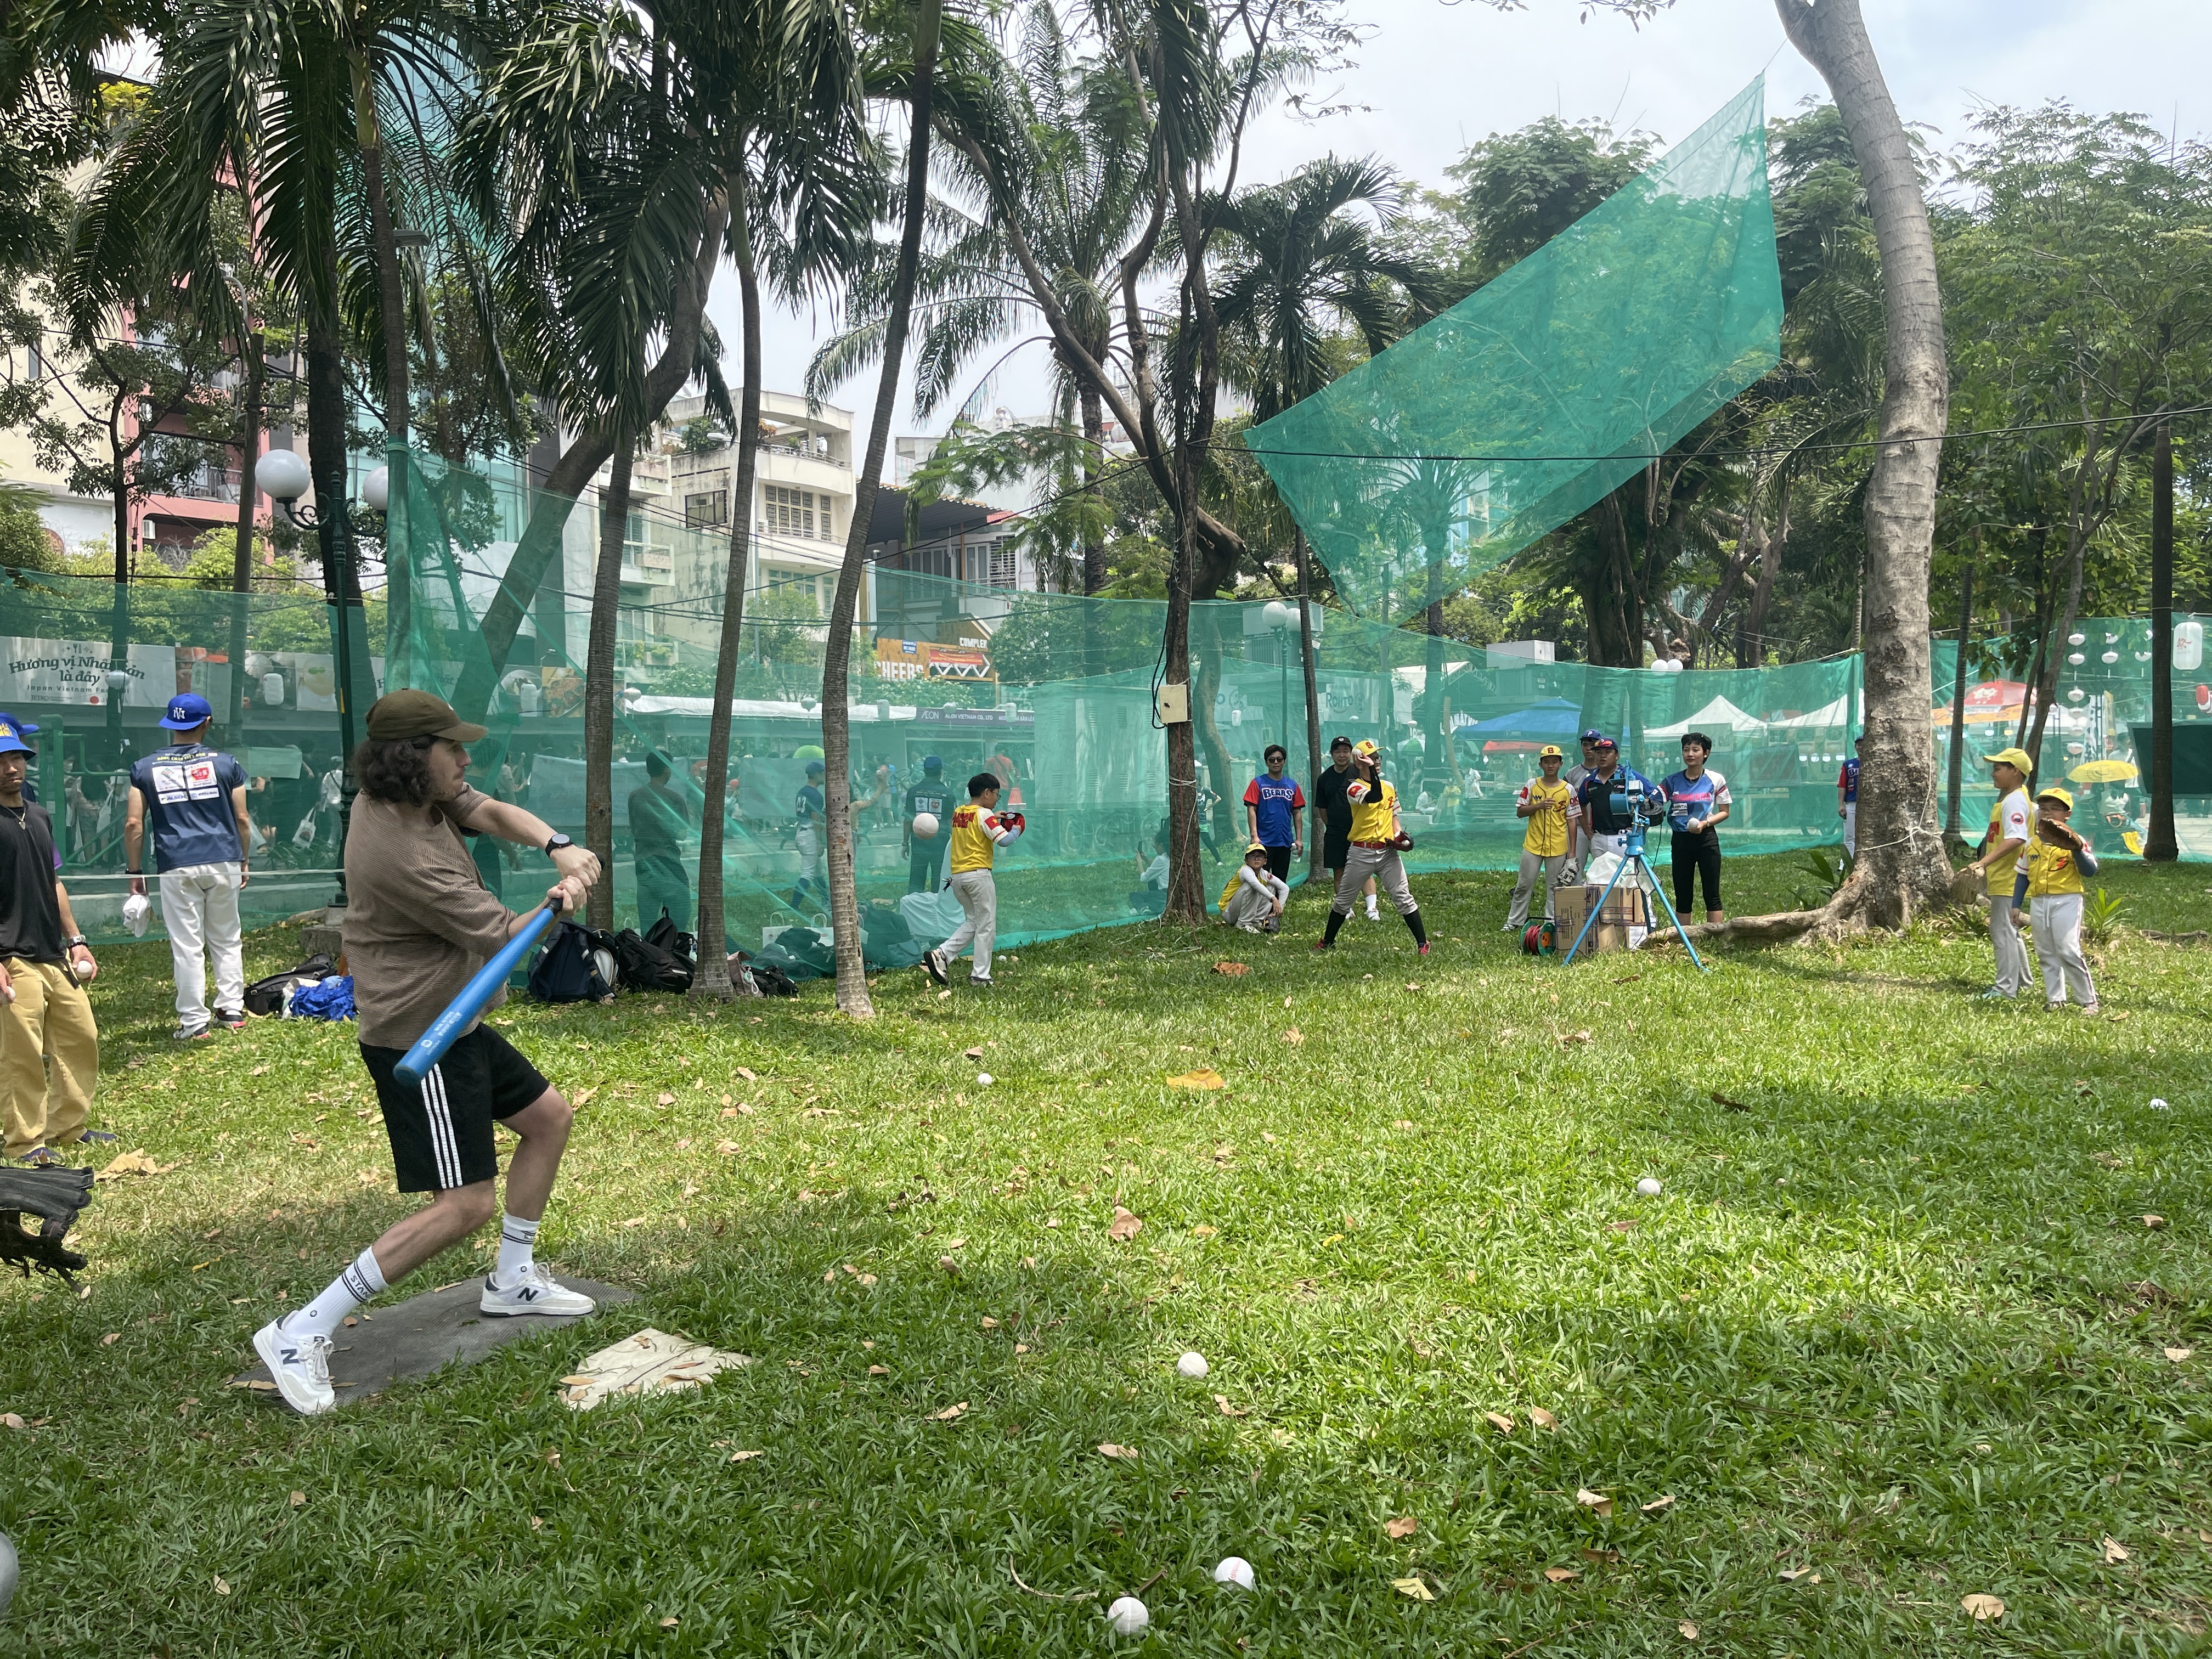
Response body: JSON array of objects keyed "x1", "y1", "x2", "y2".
[
  {"x1": 1263, "y1": 843, "x2": 1295, "y2": 883},
  {"x1": 1323, "y1": 828, "x2": 1350, "y2": 874},
  {"x1": 359, "y1": 1023, "x2": 550, "y2": 1193}
]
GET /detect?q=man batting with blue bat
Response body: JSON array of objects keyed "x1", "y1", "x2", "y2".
[{"x1": 253, "y1": 691, "x2": 602, "y2": 1415}]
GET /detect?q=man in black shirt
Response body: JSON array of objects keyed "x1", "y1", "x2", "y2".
[
  {"x1": 1312, "y1": 735, "x2": 1378, "y2": 922},
  {"x1": 627, "y1": 751, "x2": 693, "y2": 932},
  {"x1": 0, "y1": 716, "x2": 105, "y2": 1167}
]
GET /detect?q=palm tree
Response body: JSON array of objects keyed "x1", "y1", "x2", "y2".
[
  {"x1": 809, "y1": 0, "x2": 1150, "y2": 599},
  {"x1": 1208, "y1": 154, "x2": 1441, "y2": 872}
]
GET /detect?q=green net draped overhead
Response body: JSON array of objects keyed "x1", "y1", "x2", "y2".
[{"x1": 1244, "y1": 79, "x2": 1783, "y2": 622}]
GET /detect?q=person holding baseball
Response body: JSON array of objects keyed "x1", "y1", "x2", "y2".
[
  {"x1": 1312, "y1": 739, "x2": 1429, "y2": 956},
  {"x1": 0, "y1": 714, "x2": 109, "y2": 1167},
  {"x1": 252, "y1": 691, "x2": 602, "y2": 1416}
]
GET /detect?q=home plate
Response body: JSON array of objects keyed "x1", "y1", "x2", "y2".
[{"x1": 232, "y1": 1277, "x2": 636, "y2": 1403}]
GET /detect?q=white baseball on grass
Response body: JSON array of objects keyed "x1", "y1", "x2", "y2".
[
  {"x1": 2150, "y1": 1098, "x2": 2170, "y2": 1111},
  {"x1": 1212, "y1": 1556, "x2": 1255, "y2": 1590},
  {"x1": 1636, "y1": 1177, "x2": 1663, "y2": 1198},
  {"x1": 977, "y1": 1073, "x2": 994, "y2": 1087},
  {"x1": 1176, "y1": 1350, "x2": 1209, "y2": 1379},
  {"x1": 912, "y1": 812, "x2": 939, "y2": 839},
  {"x1": 1105, "y1": 1595, "x2": 1149, "y2": 1635}
]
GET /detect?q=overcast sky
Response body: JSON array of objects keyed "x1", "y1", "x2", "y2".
[{"x1": 752, "y1": 0, "x2": 2212, "y2": 447}]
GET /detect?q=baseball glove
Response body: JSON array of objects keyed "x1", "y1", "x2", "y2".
[{"x1": 0, "y1": 1164, "x2": 94, "y2": 1285}]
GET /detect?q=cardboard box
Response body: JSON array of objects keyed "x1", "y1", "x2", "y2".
[{"x1": 1556, "y1": 883, "x2": 1650, "y2": 956}]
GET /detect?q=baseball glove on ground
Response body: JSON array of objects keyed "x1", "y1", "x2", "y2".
[{"x1": 0, "y1": 1164, "x2": 93, "y2": 1284}]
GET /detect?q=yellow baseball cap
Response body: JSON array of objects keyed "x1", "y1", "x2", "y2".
[
  {"x1": 1538, "y1": 744, "x2": 1564, "y2": 758},
  {"x1": 2035, "y1": 785, "x2": 2074, "y2": 810},
  {"x1": 1982, "y1": 746, "x2": 2033, "y2": 772},
  {"x1": 1245, "y1": 840, "x2": 1268, "y2": 856},
  {"x1": 1352, "y1": 738, "x2": 1380, "y2": 760}
]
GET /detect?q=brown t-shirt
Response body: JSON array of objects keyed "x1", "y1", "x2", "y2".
[{"x1": 343, "y1": 785, "x2": 517, "y2": 1049}]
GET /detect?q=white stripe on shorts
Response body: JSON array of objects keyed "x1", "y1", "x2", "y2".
[{"x1": 422, "y1": 1064, "x2": 461, "y2": 1188}]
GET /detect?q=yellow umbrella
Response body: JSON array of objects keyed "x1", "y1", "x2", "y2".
[{"x1": 2068, "y1": 759, "x2": 2136, "y2": 784}]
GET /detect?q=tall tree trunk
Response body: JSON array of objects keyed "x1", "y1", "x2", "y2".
[
  {"x1": 2021, "y1": 521, "x2": 2094, "y2": 787},
  {"x1": 691, "y1": 202, "x2": 765, "y2": 997},
  {"x1": 1742, "y1": 482, "x2": 1788, "y2": 666},
  {"x1": 228, "y1": 323, "x2": 263, "y2": 748},
  {"x1": 821, "y1": 0, "x2": 943, "y2": 1017},
  {"x1": 1295, "y1": 529, "x2": 1323, "y2": 883},
  {"x1": 584, "y1": 438, "x2": 632, "y2": 933},
  {"x1": 356, "y1": 71, "x2": 412, "y2": 662},
  {"x1": 2147, "y1": 420, "x2": 2177, "y2": 861},
  {"x1": 450, "y1": 196, "x2": 728, "y2": 721},
  {"x1": 306, "y1": 313, "x2": 360, "y2": 679},
  {"x1": 1079, "y1": 384, "x2": 1107, "y2": 597},
  {"x1": 1776, "y1": 0, "x2": 1953, "y2": 926},
  {"x1": 1193, "y1": 611, "x2": 1235, "y2": 855}
]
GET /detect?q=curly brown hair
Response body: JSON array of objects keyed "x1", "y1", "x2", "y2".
[{"x1": 352, "y1": 736, "x2": 438, "y2": 806}]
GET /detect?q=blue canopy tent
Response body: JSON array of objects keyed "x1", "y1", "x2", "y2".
[{"x1": 1455, "y1": 698, "x2": 1586, "y2": 742}]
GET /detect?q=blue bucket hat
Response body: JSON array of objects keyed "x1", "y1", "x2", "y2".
[
  {"x1": 0, "y1": 714, "x2": 35, "y2": 756},
  {"x1": 160, "y1": 692, "x2": 215, "y2": 730}
]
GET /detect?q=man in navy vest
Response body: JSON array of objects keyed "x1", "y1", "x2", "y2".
[{"x1": 125, "y1": 693, "x2": 252, "y2": 1040}]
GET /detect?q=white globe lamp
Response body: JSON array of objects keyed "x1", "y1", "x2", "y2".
[
  {"x1": 361, "y1": 466, "x2": 390, "y2": 512},
  {"x1": 255, "y1": 448, "x2": 311, "y2": 502}
]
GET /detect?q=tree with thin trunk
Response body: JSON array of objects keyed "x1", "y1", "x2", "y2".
[{"x1": 820, "y1": 0, "x2": 946, "y2": 1018}]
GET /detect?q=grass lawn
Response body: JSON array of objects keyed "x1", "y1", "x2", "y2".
[{"x1": 3, "y1": 849, "x2": 2209, "y2": 1655}]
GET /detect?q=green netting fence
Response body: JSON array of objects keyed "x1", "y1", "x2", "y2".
[
  {"x1": 9, "y1": 445, "x2": 2204, "y2": 951},
  {"x1": 1244, "y1": 77, "x2": 1782, "y2": 622}
]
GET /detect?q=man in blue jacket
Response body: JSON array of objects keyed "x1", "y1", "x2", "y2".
[{"x1": 124, "y1": 693, "x2": 252, "y2": 1040}]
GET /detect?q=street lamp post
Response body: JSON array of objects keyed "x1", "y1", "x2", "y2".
[{"x1": 254, "y1": 448, "x2": 371, "y2": 907}]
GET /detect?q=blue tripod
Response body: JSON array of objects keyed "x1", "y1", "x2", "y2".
[{"x1": 1559, "y1": 801, "x2": 1709, "y2": 972}]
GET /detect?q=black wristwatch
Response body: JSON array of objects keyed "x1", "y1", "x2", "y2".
[
  {"x1": 544, "y1": 833, "x2": 574, "y2": 856},
  {"x1": 65, "y1": 935, "x2": 88, "y2": 951}
]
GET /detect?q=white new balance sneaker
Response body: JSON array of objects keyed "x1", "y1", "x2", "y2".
[
  {"x1": 480, "y1": 1263, "x2": 596, "y2": 1318},
  {"x1": 252, "y1": 1316, "x2": 336, "y2": 1415}
]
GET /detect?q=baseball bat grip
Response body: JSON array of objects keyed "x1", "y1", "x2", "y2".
[{"x1": 392, "y1": 903, "x2": 561, "y2": 1088}]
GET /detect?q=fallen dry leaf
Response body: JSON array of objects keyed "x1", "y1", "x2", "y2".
[
  {"x1": 1961, "y1": 1593, "x2": 2005, "y2": 1621},
  {"x1": 289, "y1": 1491, "x2": 306, "y2": 1507},
  {"x1": 1108, "y1": 1207, "x2": 1143, "y2": 1242},
  {"x1": 1485, "y1": 1412, "x2": 1516, "y2": 1434},
  {"x1": 0, "y1": 1413, "x2": 24, "y2": 1430},
  {"x1": 1582, "y1": 1547, "x2": 1621, "y2": 1565},
  {"x1": 1528, "y1": 1407, "x2": 1558, "y2": 1431},
  {"x1": 1779, "y1": 1566, "x2": 1812, "y2": 1582},
  {"x1": 2102, "y1": 1536, "x2": 2130, "y2": 1564},
  {"x1": 1392, "y1": 1576, "x2": 1435, "y2": 1601},
  {"x1": 212, "y1": 1575, "x2": 230, "y2": 1596},
  {"x1": 1393, "y1": 1118, "x2": 1417, "y2": 1130},
  {"x1": 2165, "y1": 1347, "x2": 2193, "y2": 1362},
  {"x1": 932, "y1": 1402, "x2": 968, "y2": 1421},
  {"x1": 980, "y1": 1316, "x2": 999, "y2": 1330},
  {"x1": 1281, "y1": 1027, "x2": 1304, "y2": 1046},
  {"x1": 250, "y1": 1064, "x2": 268, "y2": 1076},
  {"x1": 1641, "y1": 1494, "x2": 1677, "y2": 1515},
  {"x1": 867, "y1": 1364, "x2": 890, "y2": 1376},
  {"x1": 657, "y1": 1091, "x2": 676, "y2": 1106},
  {"x1": 1543, "y1": 1566, "x2": 1580, "y2": 1584},
  {"x1": 1212, "y1": 961, "x2": 1249, "y2": 977},
  {"x1": 101, "y1": 1331, "x2": 119, "y2": 1346},
  {"x1": 1097, "y1": 1442, "x2": 1139, "y2": 1460},
  {"x1": 659, "y1": 1617, "x2": 679, "y2": 1628},
  {"x1": 1609, "y1": 1220, "x2": 1638, "y2": 1233},
  {"x1": 2142, "y1": 1214, "x2": 2167, "y2": 1229},
  {"x1": 1215, "y1": 1395, "x2": 1249, "y2": 1418},
  {"x1": 572, "y1": 1088, "x2": 597, "y2": 1105},
  {"x1": 734, "y1": 1066, "x2": 757, "y2": 1082},
  {"x1": 1711, "y1": 1092, "x2": 1750, "y2": 1111},
  {"x1": 1385, "y1": 1515, "x2": 1418, "y2": 1539},
  {"x1": 727, "y1": 1449, "x2": 765, "y2": 1463},
  {"x1": 1192, "y1": 1224, "x2": 1218, "y2": 1238},
  {"x1": 1166, "y1": 1069, "x2": 1227, "y2": 1090},
  {"x1": 95, "y1": 1149, "x2": 178, "y2": 1180},
  {"x1": 964, "y1": 1046, "x2": 984, "y2": 1060},
  {"x1": 1575, "y1": 1488, "x2": 1615, "y2": 1517},
  {"x1": 1558, "y1": 1029, "x2": 1593, "y2": 1046},
  {"x1": 1678, "y1": 1620, "x2": 1700, "y2": 1639},
  {"x1": 1404, "y1": 981, "x2": 1421, "y2": 991}
]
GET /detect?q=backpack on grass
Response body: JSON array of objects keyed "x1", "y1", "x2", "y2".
[
  {"x1": 612, "y1": 926, "x2": 691, "y2": 992},
  {"x1": 529, "y1": 921, "x2": 617, "y2": 1003},
  {"x1": 243, "y1": 952, "x2": 336, "y2": 1017}
]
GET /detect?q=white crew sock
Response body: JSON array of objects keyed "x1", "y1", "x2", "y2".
[
  {"x1": 495, "y1": 1213, "x2": 541, "y2": 1283},
  {"x1": 1365, "y1": 896, "x2": 1379, "y2": 918},
  {"x1": 291, "y1": 1247, "x2": 386, "y2": 1339}
]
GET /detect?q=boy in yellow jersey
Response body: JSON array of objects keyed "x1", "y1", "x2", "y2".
[
  {"x1": 1312, "y1": 740, "x2": 1428, "y2": 955},
  {"x1": 1219, "y1": 841, "x2": 1289, "y2": 933},
  {"x1": 2010, "y1": 786, "x2": 2100, "y2": 1013},
  {"x1": 1504, "y1": 744, "x2": 1573, "y2": 932},
  {"x1": 922, "y1": 772, "x2": 1024, "y2": 989},
  {"x1": 1962, "y1": 747, "x2": 2035, "y2": 1000}
]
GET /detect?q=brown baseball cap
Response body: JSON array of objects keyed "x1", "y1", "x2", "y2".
[{"x1": 364, "y1": 689, "x2": 488, "y2": 744}]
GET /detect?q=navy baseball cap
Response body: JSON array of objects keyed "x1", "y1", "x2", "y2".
[
  {"x1": 160, "y1": 692, "x2": 215, "y2": 730},
  {"x1": 1580, "y1": 728, "x2": 1605, "y2": 744},
  {"x1": 922, "y1": 754, "x2": 942, "y2": 770},
  {"x1": 0, "y1": 714, "x2": 35, "y2": 756},
  {"x1": 805, "y1": 759, "x2": 826, "y2": 776}
]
